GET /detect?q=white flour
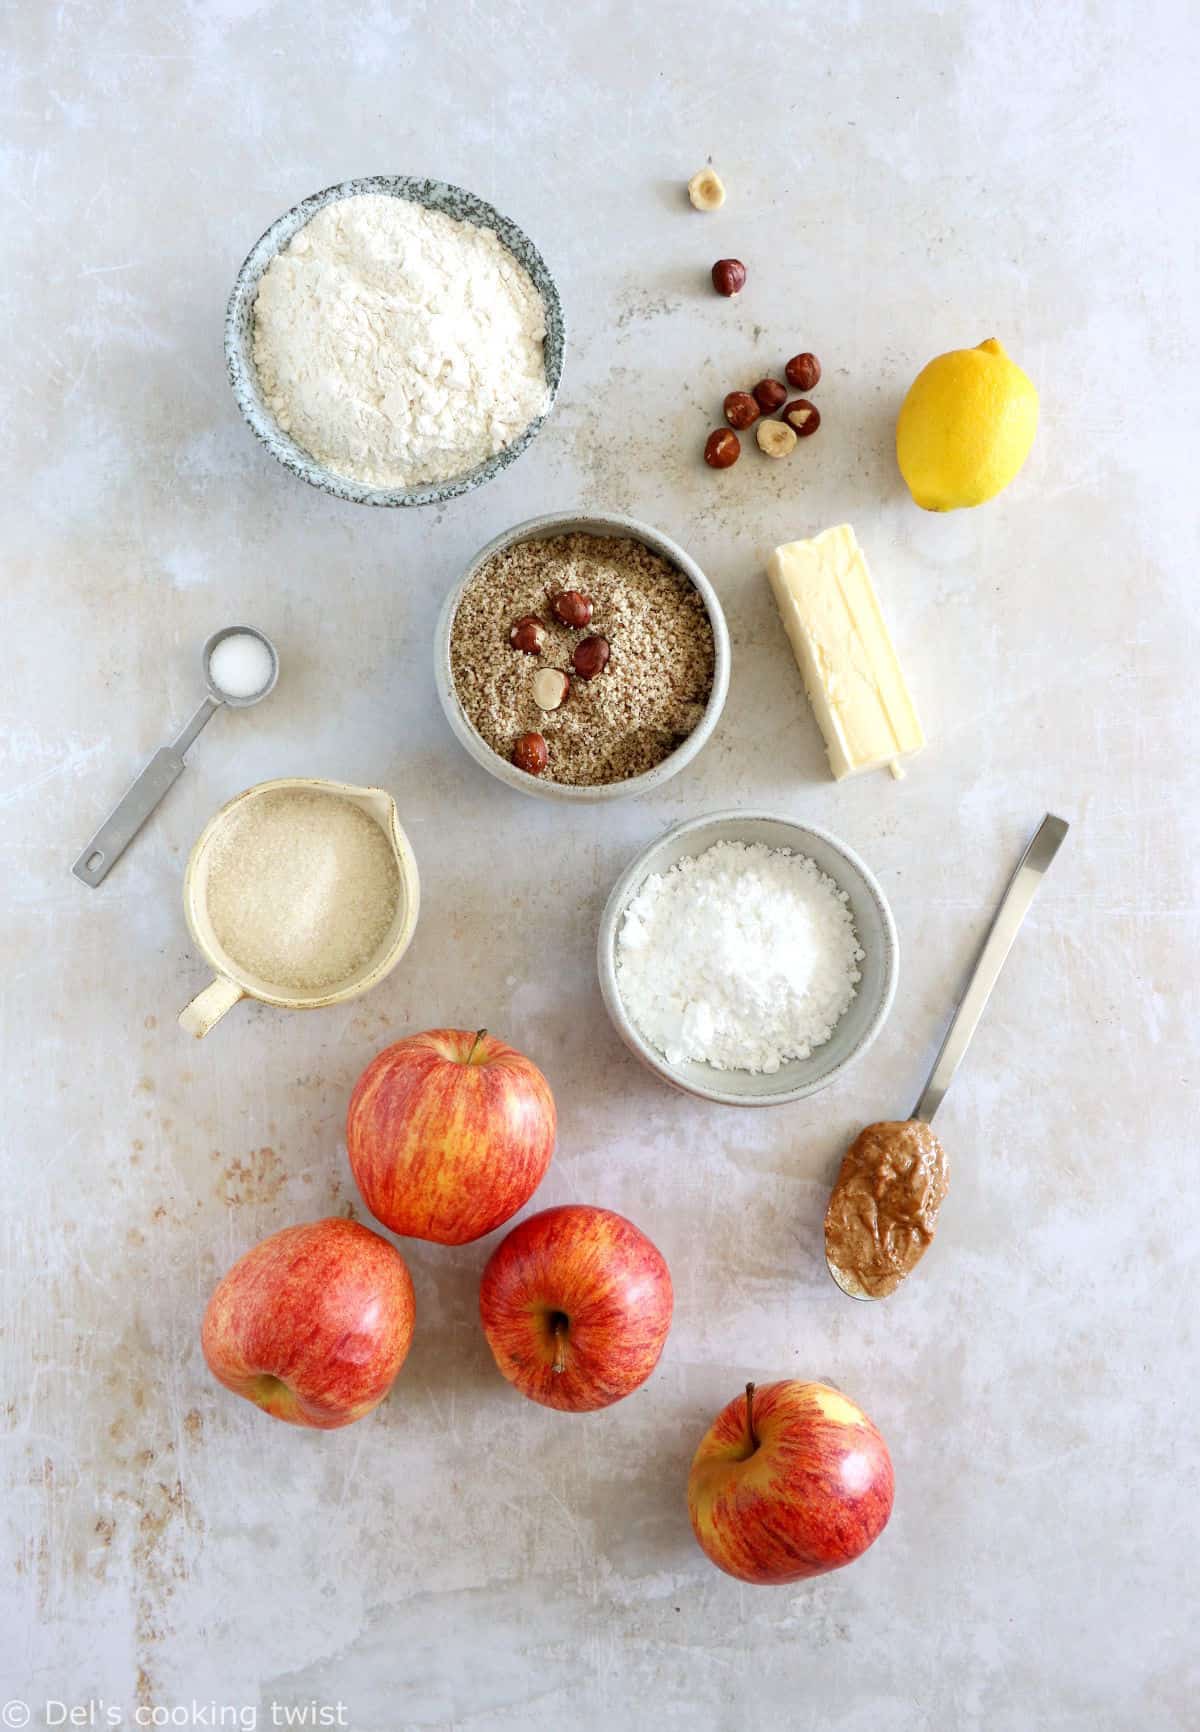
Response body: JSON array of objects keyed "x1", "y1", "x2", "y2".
[
  {"x1": 252, "y1": 194, "x2": 549, "y2": 489},
  {"x1": 616, "y1": 841, "x2": 864, "y2": 1073}
]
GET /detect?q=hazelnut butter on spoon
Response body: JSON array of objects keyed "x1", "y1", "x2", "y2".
[
  {"x1": 825, "y1": 814, "x2": 1070, "y2": 1303},
  {"x1": 825, "y1": 1119, "x2": 949, "y2": 1300}
]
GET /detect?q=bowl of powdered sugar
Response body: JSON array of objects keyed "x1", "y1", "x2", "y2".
[
  {"x1": 225, "y1": 177, "x2": 564, "y2": 506},
  {"x1": 598, "y1": 812, "x2": 898, "y2": 1106}
]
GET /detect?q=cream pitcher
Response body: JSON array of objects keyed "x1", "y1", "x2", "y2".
[{"x1": 179, "y1": 777, "x2": 419, "y2": 1038}]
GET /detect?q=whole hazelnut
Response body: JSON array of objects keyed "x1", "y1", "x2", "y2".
[
  {"x1": 723, "y1": 391, "x2": 760, "y2": 430},
  {"x1": 711, "y1": 258, "x2": 747, "y2": 297},
  {"x1": 784, "y1": 352, "x2": 822, "y2": 391},
  {"x1": 704, "y1": 428, "x2": 741, "y2": 469},
  {"x1": 756, "y1": 420, "x2": 798, "y2": 459},
  {"x1": 509, "y1": 615, "x2": 546, "y2": 655},
  {"x1": 572, "y1": 635, "x2": 611, "y2": 680},
  {"x1": 531, "y1": 667, "x2": 570, "y2": 712},
  {"x1": 550, "y1": 590, "x2": 593, "y2": 628},
  {"x1": 687, "y1": 167, "x2": 726, "y2": 211},
  {"x1": 512, "y1": 731, "x2": 549, "y2": 776},
  {"x1": 752, "y1": 377, "x2": 788, "y2": 414},
  {"x1": 781, "y1": 399, "x2": 821, "y2": 437}
]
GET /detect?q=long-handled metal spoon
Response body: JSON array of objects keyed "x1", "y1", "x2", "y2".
[
  {"x1": 827, "y1": 812, "x2": 1070, "y2": 1299},
  {"x1": 72, "y1": 626, "x2": 278, "y2": 888}
]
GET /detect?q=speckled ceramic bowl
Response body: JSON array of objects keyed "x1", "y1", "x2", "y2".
[
  {"x1": 597, "y1": 812, "x2": 898, "y2": 1106},
  {"x1": 225, "y1": 176, "x2": 565, "y2": 507},
  {"x1": 434, "y1": 511, "x2": 731, "y2": 803}
]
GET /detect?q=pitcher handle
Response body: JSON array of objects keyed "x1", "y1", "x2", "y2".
[{"x1": 179, "y1": 976, "x2": 244, "y2": 1039}]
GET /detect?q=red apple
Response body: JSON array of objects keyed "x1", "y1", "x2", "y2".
[
  {"x1": 201, "y1": 1218, "x2": 415, "y2": 1430},
  {"x1": 479, "y1": 1203, "x2": 672, "y2": 1411},
  {"x1": 346, "y1": 1028, "x2": 555, "y2": 1245},
  {"x1": 688, "y1": 1380, "x2": 894, "y2": 1582}
]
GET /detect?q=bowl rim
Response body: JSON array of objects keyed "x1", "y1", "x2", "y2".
[
  {"x1": 596, "y1": 809, "x2": 900, "y2": 1106},
  {"x1": 224, "y1": 174, "x2": 565, "y2": 508},
  {"x1": 433, "y1": 510, "x2": 732, "y2": 803}
]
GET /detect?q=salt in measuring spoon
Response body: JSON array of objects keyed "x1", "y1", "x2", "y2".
[{"x1": 72, "y1": 627, "x2": 279, "y2": 888}]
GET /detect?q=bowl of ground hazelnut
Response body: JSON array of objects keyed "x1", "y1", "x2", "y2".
[{"x1": 435, "y1": 513, "x2": 730, "y2": 800}]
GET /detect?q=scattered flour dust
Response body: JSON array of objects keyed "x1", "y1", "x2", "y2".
[
  {"x1": 616, "y1": 841, "x2": 864, "y2": 1073},
  {"x1": 204, "y1": 789, "x2": 400, "y2": 993},
  {"x1": 252, "y1": 193, "x2": 549, "y2": 489}
]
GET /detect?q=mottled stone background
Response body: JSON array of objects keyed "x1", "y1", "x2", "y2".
[{"x1": 2, "y1": 1, "x2": 1196, "y2": 1727}]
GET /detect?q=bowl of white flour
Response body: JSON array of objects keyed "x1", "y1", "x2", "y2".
[
  {"x1": 225, "y1": 177, "x2": 564, "y2": 506},
  {"x1": 598, "y1": 812, "x2": 898, "y2": 1106}
]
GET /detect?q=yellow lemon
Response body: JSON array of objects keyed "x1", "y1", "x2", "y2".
[{"x1": 896, "y1": 338, "x2": 1038, "y2": 511}]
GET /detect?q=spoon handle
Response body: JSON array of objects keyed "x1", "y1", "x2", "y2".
[
  {"x1": 912, "y1": 813, "x2": 1069, "y2": 1123},
  {"x1": 71, "y1": 697, "x2": 221, "y2": 888}
]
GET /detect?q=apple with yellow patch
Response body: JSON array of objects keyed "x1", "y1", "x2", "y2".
[
  {"x1": 688, "y1": 1380, "x2": 894, "y2": 1582},
  {"x1": 201, "y1": 1218, "x2": 415, "y2": 1430},
  {"x1": 347, "y1": 1029, "x2": 556, "y2": 1245}
]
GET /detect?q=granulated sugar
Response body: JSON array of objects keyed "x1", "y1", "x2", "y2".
[
  {"x1": 205, "y1": 790, "x2": 400, "y2": 993},
  {"x1": 616, "y1": 841, "x2": 864, "y2": 1073}
]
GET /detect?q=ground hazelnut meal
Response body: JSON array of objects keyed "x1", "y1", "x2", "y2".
[
  {"x1": 617, "y1": 841, "x2": 864, "y2": 1073},
  {"x1": 205, "y1": 790, "x2": 400, "y2": 993},
  {"x1": 450, "y1": 534, "x2": 715, "y2": 785}
]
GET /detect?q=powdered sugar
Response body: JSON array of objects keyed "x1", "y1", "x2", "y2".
[
  {"x1": 251, "y1": 194, "x2": 549, "y2": 489},
  {"x1": 616, "y1": 841, "x2": 864, "y2": 1073}
]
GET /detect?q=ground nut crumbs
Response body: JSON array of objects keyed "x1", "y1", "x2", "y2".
[
  {"x1": 449, "y1": 533, "x2": 715, "y2": 786},
  {"x1": 616, "y1": 841, "x2": 864, "y2": 1073}
]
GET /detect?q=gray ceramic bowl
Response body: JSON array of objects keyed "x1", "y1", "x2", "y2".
[
  {"x1": 434, "y1": 512, "x2": 731, "y2": 803},
  {"x1": 225, "y1": 176, "x2": 565, "y2": 507},
  {"x1": 597, "y1": 811, "x2": 899, "y2": 1106}
]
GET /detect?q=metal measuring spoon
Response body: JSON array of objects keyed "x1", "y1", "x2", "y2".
[
  {"x1": 72, "y1": 626, "x2": 279, "y2": 888},
  {"x1": 825, "y1": 813, "x2": 1070, "y2": 1300}
]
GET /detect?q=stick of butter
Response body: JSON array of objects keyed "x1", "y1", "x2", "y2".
[{"x1": 767, "y1": 524, "x2": 925, "y2": 781}]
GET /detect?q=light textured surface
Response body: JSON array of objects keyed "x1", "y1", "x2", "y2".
[{"x1": 2, "y1": 3, "x2": 1197, "y2": 1729}]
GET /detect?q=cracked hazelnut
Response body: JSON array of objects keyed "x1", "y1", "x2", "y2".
[
  {"x1": 785, "y1": 352, "x2": 822, "y2": 391},
  {"x1": 509, "y1": 615, "x2": 545, "y2": 654},
  {"x1": 512, "y1": 731, "x2": 549, "y2": 776},
  {"x1": 572, "y1": 635, "x2": 611, "y2": 680},
  {"x1": 531, "y1": 667, "x2": 570, "y2": 712},
  {"x1": 687, "y1": 167, "x2": 726, "y2": 211},
  {"x1": 704, "y1": 428, "x2": 741, "y2": 468},
  {"x1": 550, "y1": 590, "x2": 593, "y2": 628},
  {"x1": 781, "y1": 399, "x2": 821, "y2": 437},
  {"x1": 757, "y1": 419, "x2": 798, "y2": 458},
  {"x1": 752, "y1": 378, "x2": 788, "y2": 414},
  {"x1": 723, "y1": 391, "x2": 759, "y2": 430},
  {"x1": 711, "y1": 258, "x2": 746, "y2": 297}
]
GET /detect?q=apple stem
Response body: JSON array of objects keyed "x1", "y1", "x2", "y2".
[
  {"x1": 745, "y1": 1381, "x2": 758, "y2": 1452},
  {"x1": 552, "y1": 1316, "x2": 567, "y2": 1375},
  {"x1": 466, "y1": 1028, "x2": 488, "y2": 1065}
]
